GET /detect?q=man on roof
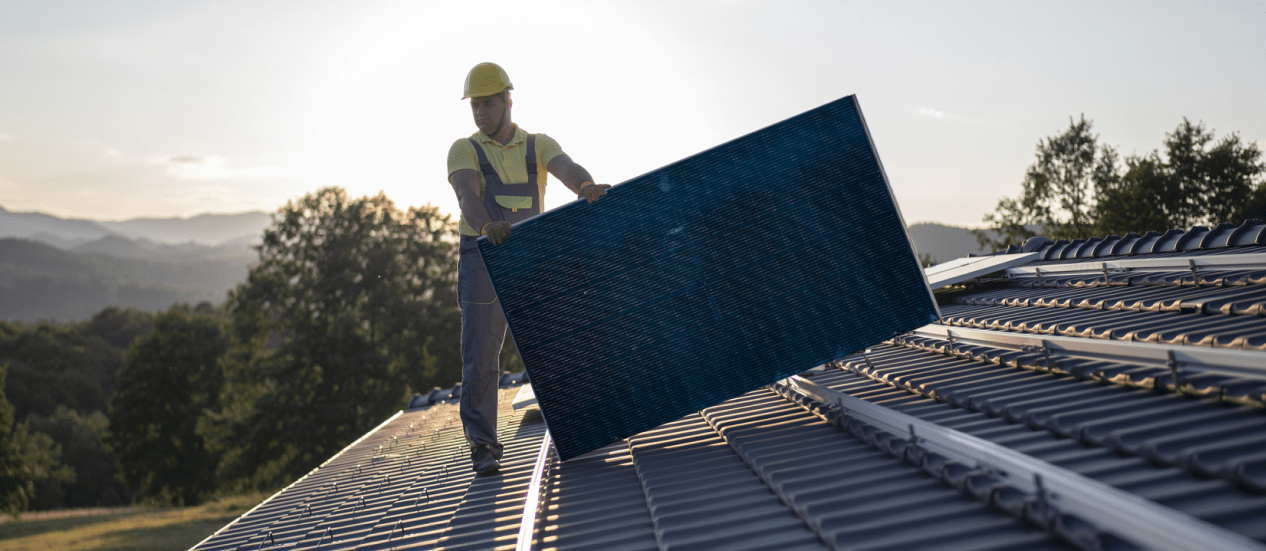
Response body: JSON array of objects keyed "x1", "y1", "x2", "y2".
[{"x1": 447, "y1": 62, "x2": 610, "y2": 475}]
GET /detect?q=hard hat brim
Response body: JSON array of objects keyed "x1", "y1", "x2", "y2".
[{"x1": 462, "y1": 84, "x2": 513, "y2": 100}]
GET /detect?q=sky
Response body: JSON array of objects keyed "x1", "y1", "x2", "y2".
[{"x1": 1, "y1": 0, "x2": 1263, "y2": 227}]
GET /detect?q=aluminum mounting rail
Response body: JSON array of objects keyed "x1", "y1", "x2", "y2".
[
  {"x1": 911, "y1": 324, "x2": 1266, "y2": 381},
  {"x1": 925, "y1": 252, "x2": 1038, "y2": 289},
  {"x1": 1005, "y1": 252, "x2": 1266, "y2": 277},
  {"x1": 784, "y1": 374, "x2": 1266, "y2": 551},
  {"x1": 515, "y1": 429, "x2": 553, "y2": 551}
]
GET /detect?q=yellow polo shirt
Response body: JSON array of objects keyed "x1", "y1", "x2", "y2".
[{"x1": 447, "y1": 125, "x2": 564, "y2": 236}]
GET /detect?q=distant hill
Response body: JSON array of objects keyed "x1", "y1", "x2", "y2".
[
  {"x1": 71, "y1": 234, "x2": 256, "y2": 263},
  {"x1": 97, "y1": 211, "x2": 272, "y2": 245},
  {"x1": 0, "y1": 204, "x2": 270, "y2": 247},
  {"x1": 0, "y1": 205, "x2": 114, "y2": 244},
  {"x1": 906, "y1": 223, "x2": 997, "y2": 265},
  {"x1": 0, "y1": 238, "x2": 250, "y2": 322}
]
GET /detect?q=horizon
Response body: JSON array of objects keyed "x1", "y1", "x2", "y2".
[
  {"x1": 0, "y1": 201, "x2": 997, "y2": 231},
  {"x1": 2, "y1": 1, "x2": 1263, "y2": 227}
]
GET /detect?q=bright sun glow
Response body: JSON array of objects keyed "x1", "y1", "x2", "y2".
[{"x1": 292, "y1": 1, "x2": 712, "y2": 219}]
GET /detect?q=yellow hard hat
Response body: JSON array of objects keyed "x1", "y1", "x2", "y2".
[{"x1": 462, "y1": 62, "x2": 513, "y2": 99}]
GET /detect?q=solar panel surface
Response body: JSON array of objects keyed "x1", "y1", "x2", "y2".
[{"x1": 479, "y1": 95, "x2": 939, "y2": 459}]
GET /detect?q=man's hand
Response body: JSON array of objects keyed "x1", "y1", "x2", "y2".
[
  {"x1": 579, "y1": 182, "x2": 611, "y2": 204},
  {"x1": 482, "y1": 221, "x2": 512, "y2": 245}
]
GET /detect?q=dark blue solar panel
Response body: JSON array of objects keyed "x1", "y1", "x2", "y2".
[{"x1": 478, "y1": 96, "x2": 939, "y2": 460}]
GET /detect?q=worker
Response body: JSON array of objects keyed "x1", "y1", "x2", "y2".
[{"x1": 447, "y1": 62, "x2": 610, "y2": 475}]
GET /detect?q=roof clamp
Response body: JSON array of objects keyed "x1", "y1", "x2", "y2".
[
  {"x1": 907, "y1": 424, "x2": 922, "y2": 451},
  {"x1": 1189, "y1": 259, "x2": 1200, "y2": 286},
  {"x1": 414, "y1": 487, "x2": 430, "y2": 506},
  {"x1": 862, "y1": 352, "x2": 878, "y2": 372},
  {"x1": 1040, "y1": 340, "x2": 1055, "y2": 374},
  {"x1": 257, "y1": 531, "x2": 276, "y2": 550},
  {"x1": 1168, "y1": 350, "x2": 1183, "y2": 394},
  {"x1": 834, "y1": 396, "x2": 851, "y2": 418},
  {"x1": 389, "y1": 519, "x2": 406, "y2": 547},
  {"x1": 1101, "y1": 263, "x2": 1110, "y2": 285},
  {"x1": 1032, "y1": 473, "x2": 1052, "y2": 531},
  {"x1": 318, "y1": 527, "x2": 334, "y2": 547},
  {"x1": 1035, "y1": 266, "x2": 1044, "y2": 286},
  {"x1": 303, "y1": 504, "x2": 312, "y2": 517}
]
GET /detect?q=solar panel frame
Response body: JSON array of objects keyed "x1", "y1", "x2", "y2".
[{"x1": 478, "y1": 95, "x2": 940, "y2": 460}]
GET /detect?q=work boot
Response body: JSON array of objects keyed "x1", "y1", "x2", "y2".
[{"x1": 470, "y1": 445, "x2": 501, "y2": 476}]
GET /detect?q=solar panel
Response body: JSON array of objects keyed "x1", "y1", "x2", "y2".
[{"x1": 478, "y1": 95, "x2": 940, "y2": 460}]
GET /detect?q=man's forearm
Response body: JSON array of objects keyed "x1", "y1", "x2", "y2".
[
  {"x1": 450, "y1": 169, "x2": 496, "y2": 234},
  {"x1": 561, "y1": 164, "x2": 595, "y2": 194},
  {"x1": 458, "y1": 192, "x2": 495, "y2": 234}
]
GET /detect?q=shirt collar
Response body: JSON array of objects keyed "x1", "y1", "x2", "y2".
[{"x1": 474, "y1": 124, "x2": 525, "y2": 149}]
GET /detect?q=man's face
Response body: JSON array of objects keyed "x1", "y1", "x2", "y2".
[{"x1": 470, "y1": 93, "x2": 507, "y2": 136}]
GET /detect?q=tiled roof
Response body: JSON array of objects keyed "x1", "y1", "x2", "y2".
[
  {"x1": 1001, "y1": 220, "x2": 1266, "y2": 260},
  {"x1": 195, "y1": 228, "x2": 1266, "y2": 551}
]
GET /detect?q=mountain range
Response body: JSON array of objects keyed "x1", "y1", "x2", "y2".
[
  {"x1": 0, "y1": 206, "x2": 1002, "y2": 322},
  {"x1": 0, "y1": 204, "x2": 271, "y2": 247},
  {"x1": 0, "y1": 205, "x2": 271, "y2": 322}
]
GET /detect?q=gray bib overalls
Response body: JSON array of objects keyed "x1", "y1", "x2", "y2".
[{"x1": 457, "y1": 134, "x2": 541, "y2": 455}]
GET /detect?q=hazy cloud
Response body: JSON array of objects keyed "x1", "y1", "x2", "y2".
[
  {"x1": 918, "y1": 107, "x2": 946, "y2": 119},
  {"x1": 152, "y1": 154, "x2": 304, "y2": 180},
  {"x1": 0, "y1": 133, "x2": 13, "y2": 141},
  {"x1": 915, "y1": 107, "x2": 986, "y2": 126}
]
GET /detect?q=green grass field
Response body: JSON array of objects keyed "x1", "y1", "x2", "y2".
[{"x1": 0, "y1": 494, "x2": 268, "y2": 551}]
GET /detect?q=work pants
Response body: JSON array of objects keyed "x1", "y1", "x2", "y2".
[{"x1": 458, "y1": 237, "x2": 506, "y2": 459}]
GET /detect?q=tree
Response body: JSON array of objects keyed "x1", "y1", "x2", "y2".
[
  {"x1": 0, "y1": 308, "x2": 153, "y2": 424},
  {"x1": 1246, "y1": 184, "x2": 1266, "y2": 222},
  {"x1": 0, "y1": 307, "x2": 152, "y2": 511},
  {"x1": 0, "y1": 364, "x2": 73, "y2": 518},
  {"x1": 973, "y1": 196, "x2": 1040, "y2": 252},
  {"x1": 1165, "y1": 119, "x2": 1263, "y2": 227},
  {"x1": 974, "y1": 115, "x2": 1118, "y2": 250},
  {"x1": 203, "y1": 187, "x2": 461, "y2": 490},
  {"x1": 107, "y1": 303, "x2": 228, "y2": 505},
  {"x1": 978, "y1": 116, "x2": 1265, "y2": 250},
  {"x1": 1095, "y1": 152, "x2": 1173, "y2": 237},
  {"x1": 1096, "y1": 120, "x2": 1264, "y2": 236},
  {"x1": 25, "y1": 407, "x2": 123, "y2": 509}
]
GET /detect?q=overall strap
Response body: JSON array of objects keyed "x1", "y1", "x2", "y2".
[
  {"x1": 525, "y1": 134, "x2": 537, "y2": 185},
  {"x1": 467, "y1": 137, "x2": 503, "y2": 194}
]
